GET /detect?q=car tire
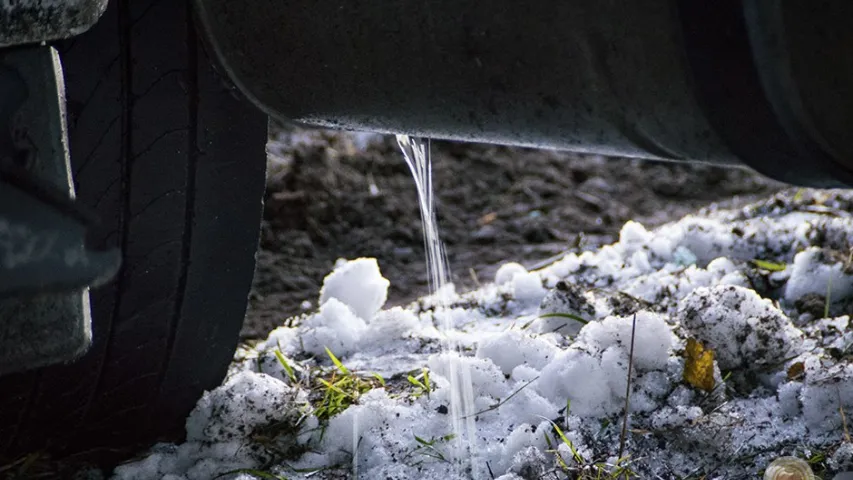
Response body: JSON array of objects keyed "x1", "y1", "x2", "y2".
[{"x1": 0, "y1": 0, "x2": 267, "y2": 466}]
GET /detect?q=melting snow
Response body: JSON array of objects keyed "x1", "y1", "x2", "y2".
[{"x1": 113, "y1": 190, "x2": 853, "y2": 480}]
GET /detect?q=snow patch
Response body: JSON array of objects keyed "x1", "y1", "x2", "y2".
[
  {"x1": 319, "y1": 258, "x2": 390, "y2": 321},
  {"x1": 112, "y1": 190, "x2": 853, "y2": 480}
]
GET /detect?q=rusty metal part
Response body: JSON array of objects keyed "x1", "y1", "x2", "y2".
[
  {"x1": 0, "y1": 0, "x2": 109, "y2": 48},
  {"x1": 194, "y1": 0, "x2": 853, "y2": 187}
]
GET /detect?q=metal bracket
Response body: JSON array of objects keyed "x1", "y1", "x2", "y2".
[
  {"x1": 0, "y1": 46, "x2": 120, "y2": 375},
  {"x1": 0, "y1": 180, "x2": 121, "y2": 297}
]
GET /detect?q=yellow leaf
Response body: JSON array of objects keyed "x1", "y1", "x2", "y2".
[
  {"x1": 787, "y1": 361, "x2": 805, "y2": 380},
  {"x1": 683, "y1": 338, "x2": 716, "y2": 392}
]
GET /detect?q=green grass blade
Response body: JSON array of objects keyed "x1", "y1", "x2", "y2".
[
  {"x1": 317, "y1": 378, "x2": 352, "y2": 398},
  {"x1": 552, "y1": 422, "x2": 584, "y2": 464},
  {"x1": 407, "y1": 375, "x2": 425, "y2": 389},
  {"x1": 749, "y1": 259, "x2": 787, "y2": 272},
  {"x1": 324, "y1": 347, "x2": 349, "y2": 374},
  {"x1": 414, "y1": 435, "x2": 435, "y2": 446},
  {"x1": 537, "y1": 312, "x2": 589, "y2": 325},
  {"x1": 274, "y1": 349, "x2": 297, "y2": 382},
  {"x1": 370, "y1": 372, "x2": 385, "y2": 386}
]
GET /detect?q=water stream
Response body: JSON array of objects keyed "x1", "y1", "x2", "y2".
[{"x1": 396, "y1": 135, "x2": 479, "y2": 478}]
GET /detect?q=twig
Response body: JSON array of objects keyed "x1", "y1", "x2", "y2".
[
  {"x1": 825, "y1": 274, "x2": 834, "y2": 318},
  {"x1": 618, "y1": 313, "x2": 637, "y2": 470},
  {"x1": 469, "y1": 267, "x2": 481, "y2": 288},
  {"x1": 838, "y1": 387, "x2": 851, "y2": 443},
  {"x1": 547, "y1": 323, "x2": 569, "y2": 334},
  {"x1": 462, "y1": 376, "x2": 540, "y2": 419}
]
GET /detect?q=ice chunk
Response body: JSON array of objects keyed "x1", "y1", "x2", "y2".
[
  {"x1": 650, "y1": 405, "x2": 702, "y2": 430},
  {"x1": 629, "y1": 313, "x2": 675, "y2": 371},
  {"x1": 506, "y1": 446, "x2": 547, "y2": 479},
  {"x1": 785, "y1": 247, "x2": 853, "y2": 306},
  {"x1": 578, "y1": 311, "x2": 674, "y2": 371},
  {"x1": 495, "y1": 475, "x2": 525, "y2": 480},
  {"x1": 707, "y1": 257, "x2": 738, "y2": 275},
  {"x1": 538, "y1": 350, "x2": 615, "y2": 416},
  {"x1": 534, "y1": 280, "x2": 595, "y2": 336},
  {"x1": 316, "y1": 389, "x2": 410, "y2": 467},
  {"x1": 670, "y1": 218, "x2": 734, "y2": 266},
  {"x1": 536, "y1": 311, "x2": 675, "y2": 417},
  {"x1": 495, "y1": 262, "x2": 528, "y2": 285},
  {"x1": 476, "y1": 330, "x2": 557, "y2": 375},
  {"x1": 112, "y1": 453, "x2": 166, "y2": 480},
  {"x1": 601, "y1": 345, "x2": 630, "y2": 398},
  {"x1": 511, "y1": 271, "x2": 547, "y2": 303},
  {"x1": 548, "y1": 252, "x2": 582, "y2": 278},
  {"x1": 361, "y1": 307, "x2": 421, "y2": 350},
  {"x1": 678, "y1": 285, "x2": 803, "y2": 371},
  {"x1": 319, "y1": 257, "x2": 389, "y2": 320},
  {"x1": 672, "y1": 246, "x2": 698, "y2": 267},
  {"x1": 429, "y1": 353, "x2": 510, "y2": 401},
  {"x1": 300, "y1": 298, "x2": 367, "y2": 357},
  {"x1": 511, "y1": 364, "x2": 541, "y2": 383},
  {"x1": 778, "y1": 381, "x2": 802, "y2": 416},
  {"x1": 497, "y1": 425, "x2": 541, "y2": 474},
  {"x1": 256, "y1": 326, "x2": 299, "y2": 355},
  {"x1": 619, "y1": 220, "x2": 653, "y2": 249}
]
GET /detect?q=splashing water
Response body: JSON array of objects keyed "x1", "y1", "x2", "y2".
[{"x1": 396, "y1": 135, "x2": 479, "y2": 478}]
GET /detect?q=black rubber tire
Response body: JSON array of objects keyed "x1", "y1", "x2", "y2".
[{"x1": 0, "y1": 0, "x2": 267, "y2": 465}]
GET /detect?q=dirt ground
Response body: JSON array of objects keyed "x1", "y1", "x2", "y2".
[{"x1": 243, "y1": 122, "x2": 783, "y2": 339}]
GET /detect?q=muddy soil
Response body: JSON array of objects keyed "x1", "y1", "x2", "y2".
[{"x1": 243, "y1": 123, "x2": 783, "y2": 339}]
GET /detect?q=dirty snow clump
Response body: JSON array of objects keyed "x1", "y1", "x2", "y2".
[
  {"x1": 678, "y1": 284, "x2": 803, "y2": 371},
  {"x1": 186, "y1": 371, "x2": 305, "y2": 442},
  {"x1": 113, "y1": 371, "x2": 308, "y2": 479}
]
